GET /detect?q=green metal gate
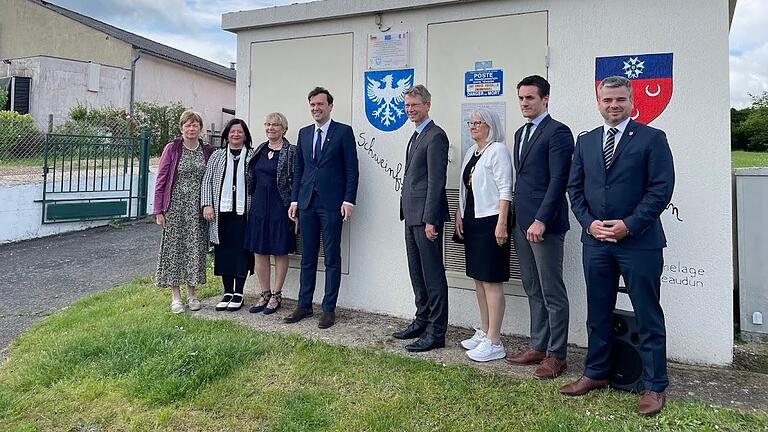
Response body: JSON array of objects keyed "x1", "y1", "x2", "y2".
[{"x1": 41, "y1": 132, "x2": 150, "y2": 223}]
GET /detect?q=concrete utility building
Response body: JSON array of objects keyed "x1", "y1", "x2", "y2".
[
  {"x1": 0, "y1": 0, "x2": 235, "y2": 130},
  {"x1": 224, "y1": 0, "x2": 736, "y2": 365}
]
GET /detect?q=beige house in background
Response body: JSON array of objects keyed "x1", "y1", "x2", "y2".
[{"x1": 0, "y1": 0, "x2": 235, "y2": 131}]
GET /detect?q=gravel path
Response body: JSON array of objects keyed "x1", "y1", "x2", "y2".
[{"x1": 0, "y1": 220, "x2": 161, "y2": 357}]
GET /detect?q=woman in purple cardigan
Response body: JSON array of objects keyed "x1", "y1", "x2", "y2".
[{"x1": 154, "y1": 110, "x2": 215, "y2": 313}]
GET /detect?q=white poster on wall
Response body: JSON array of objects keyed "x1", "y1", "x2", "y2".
[{"x1": 367, "y1": 32, "x2": 410, "y2": 70}]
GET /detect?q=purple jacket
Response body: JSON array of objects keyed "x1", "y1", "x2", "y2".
[{"x1": 153, "y1": 137, "x2": 215, "y2": 215}]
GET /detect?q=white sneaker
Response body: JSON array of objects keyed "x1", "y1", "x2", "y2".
[
  {"x1": 466, "y1": 338, "x2": 505, "y2": 362},
  {"x1": 171, "y1": 300, "x2": 184, "y2": 314},
  {"x1": 460, "y1": 328, "x2": 487, "y2": 350},
  {"x1": 188, "y1": 297, "x2": 201, "y2": 311}
]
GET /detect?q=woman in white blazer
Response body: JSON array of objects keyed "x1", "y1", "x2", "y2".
[{"x1": 455, "y1": 108, "x2": 513, "y2": 362}]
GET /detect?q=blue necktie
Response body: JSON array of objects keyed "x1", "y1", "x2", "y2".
[{"x1": 314, "y1": 128, "x2": 322, "y2": 161}]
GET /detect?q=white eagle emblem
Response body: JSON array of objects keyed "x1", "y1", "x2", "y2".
[{"x1": 366, "y1": 73, "x2": 412, "y2": 128}]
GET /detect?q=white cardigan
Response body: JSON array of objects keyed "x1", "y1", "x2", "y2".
[{"x1": 459, "y1": 141, "x2": 513, "y2": 219}]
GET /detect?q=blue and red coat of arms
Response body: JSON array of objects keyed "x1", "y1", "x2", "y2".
[{"x1": 595, "y1": 53, "x2": 673, "y2": 124}]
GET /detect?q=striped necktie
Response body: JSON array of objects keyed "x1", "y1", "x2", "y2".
[{"x1": 604, "y1": 127, "x2": 618, "y2": 168}]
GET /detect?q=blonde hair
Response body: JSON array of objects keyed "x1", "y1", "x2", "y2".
[
  {"x1": 178, "y1": 110, "x2": 203, "y2": 130},
  {"x1": 265, "y1": 112, "x2": 289, "y2": 136}
]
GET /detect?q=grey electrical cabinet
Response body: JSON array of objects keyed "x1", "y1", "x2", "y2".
[{"x1": 735, "y1": 168, "x2": 768, "y2": 337}]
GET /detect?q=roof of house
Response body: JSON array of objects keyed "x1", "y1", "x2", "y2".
[{"x1": 36, "y1": 0, "x2": 235, "y2": 82}]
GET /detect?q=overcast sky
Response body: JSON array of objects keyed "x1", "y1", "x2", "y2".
[{"x1": 52, "y1": 0, "x2": 767, "y2": 109}]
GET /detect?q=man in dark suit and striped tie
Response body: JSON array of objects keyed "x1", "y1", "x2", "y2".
[{"x1": 561, "y1": 76, "x2": 675, "y2": 416}]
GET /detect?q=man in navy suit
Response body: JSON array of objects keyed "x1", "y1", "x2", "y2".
[
  {"x1": 561, "y1": 76, "x2": 674, "y2": 416},
  {"x1": 285, "y1": 87, "x2": 359, "y2": 329},
  {"x1": 505, "y1": 75, "x2": 574, "y2": 380}
]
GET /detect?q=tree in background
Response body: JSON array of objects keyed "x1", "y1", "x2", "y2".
[
  {"x1": 131, "y1": 101, "x2": 187, "y2": 155},
  {"x1": 0, "y1": 87, "x2": 7, "y2": 110},
  {"x1": 57, "y1": 102, "x2": 190, "y2": 155},
  {"x1": 732, "y1": 91, "x2": 768, "y2": 152}
]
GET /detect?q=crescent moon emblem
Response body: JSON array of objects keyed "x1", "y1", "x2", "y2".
[
  {"x1": 645, "y1": 84, "x2": 661, "y2": 97},
  {"x1": 631, "y1": 108, "x2": 640, "y2": 120}
]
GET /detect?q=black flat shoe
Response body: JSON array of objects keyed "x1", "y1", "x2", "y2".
[
  {"x1": 263, "y1": 291, "x2": 282, "y2": 315},
  {"x1": 226, "y1": 294, "x2": 244, "y2": 311},
  {"x1": 393, "y1": 321, "x2": 427, "y2": 339},
  {"x1": 405, "y1": 335, "x2": 445, "y2": 352},
  {"x1": 249, "y1": 291, "x2": 271, "y2": 314}
]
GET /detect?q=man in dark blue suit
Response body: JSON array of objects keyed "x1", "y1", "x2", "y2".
[
  {"x1": 561, "y1": 76, "x2": 674, "y2": 416},
  {"x1": 285, "y1": 87, "x2": 359, "y2": 329},
  {"x1": 505, "y1": 75, "x2": 574, "y2": 380}
]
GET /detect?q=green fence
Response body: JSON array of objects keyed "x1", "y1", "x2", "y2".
[{"x1": 41, "y1": 132, "x2": 150, "y2": 223}]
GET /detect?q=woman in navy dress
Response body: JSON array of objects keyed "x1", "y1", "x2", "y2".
[{"x1": 244, "y1": 112, "x2": 297, "y2": 314}]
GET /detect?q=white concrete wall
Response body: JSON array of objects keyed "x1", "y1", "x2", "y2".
[
  {"x1": 0, "y1": 172, "x2": 157, "y2": 244},
  {"x1": 3, "y1": 56, "x2": 131, "y2": 129},
  {"x1": 134, "y1": 55, "x2": 236, "y2": 133},
  {"x1": 228, "y1": 0, "x2": 734, "y2": 365}
]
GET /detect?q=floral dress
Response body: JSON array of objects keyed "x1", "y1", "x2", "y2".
[{"x1": 155, "y1": 146, "x2": 208, "y2": 287}]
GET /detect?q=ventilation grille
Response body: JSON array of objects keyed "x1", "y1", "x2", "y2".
[
  {"x1": 294, "y1": 230, "x2": 325, "y2": 259},
  {"x1": 444, "y1": 188, "x2": 521, "y2": 280}
]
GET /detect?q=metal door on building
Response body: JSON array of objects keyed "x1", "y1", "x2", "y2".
[{"x1": 41, "y1": 132, "x2": 150, "y2": 223}]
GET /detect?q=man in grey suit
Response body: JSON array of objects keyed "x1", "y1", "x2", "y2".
[
  {"x1": 506, "y1": 75, "x2": 574, "y2": 379},
  {"x1": 392, "y1": 84, "x2": 450, "y2": 352}
]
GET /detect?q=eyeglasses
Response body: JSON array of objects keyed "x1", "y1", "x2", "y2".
[
  {"x1": 264, "y1": 122, "x2": 283, "y2": 128},
  {"x1": 466, "y1": 121, "x2": 486, "y2": 127}
]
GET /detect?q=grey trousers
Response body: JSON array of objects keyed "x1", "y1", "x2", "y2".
[
  {"x1": 513, "y1": 228, "x2": 569, "y2": 359},
  {"x1": 404, "y1": 223, "x2": 449, "y2": 339}
]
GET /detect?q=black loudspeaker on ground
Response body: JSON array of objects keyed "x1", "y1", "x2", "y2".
[{"x1": 609, "y1": 309, "x2": 644, "y2": 393}]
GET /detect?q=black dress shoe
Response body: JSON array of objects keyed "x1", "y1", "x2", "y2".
[
  {"x1": 318, "y1": 311, "x2": 336, "y2": 329},
  {"x1": 393, "y1": 322, "x2": 427, "y2": 340},
  {"x1": 284, "y1": 307, "x2": 313, "y2": 323},
  {"x1": 405, "y1": 335, "x2": 445, "y2": 352}
]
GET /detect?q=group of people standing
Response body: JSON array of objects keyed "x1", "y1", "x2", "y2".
[
  {"x1": 155, "y1": 110, "x2": 298, "y2": 315},
  {"x1": 152, "y1": 74, "x2": 674, "y2": 416},
  {"x1": 393, "y1": 75, "x2": 674, "y2": 416},
  {"x1": 154, "y1": 86, "x2": 358, "y2": 330}
]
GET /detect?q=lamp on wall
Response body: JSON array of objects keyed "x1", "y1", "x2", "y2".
[{"x1": 374, "y1": 13, "x2": 391, "y2": 32}]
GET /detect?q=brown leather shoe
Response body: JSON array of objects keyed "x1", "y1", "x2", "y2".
[
  {"x1": 533, "y1": 356, "x2": 567, "y2": 380},
  {"x1": 559, "y1": 376, "x2": 608, "y2": 396},
  {"x1": 284, "y1": 307, "x2": 313, "y2": 324},
  {"x1": 638, "y1": 391, "x2": 666, "y2": 416},
  {"x1": 505, "y1": 348, "x2": 546, "y2": 365},
  {"x1": 318, "y1": 311, "x2": 336, "y2": 329}
]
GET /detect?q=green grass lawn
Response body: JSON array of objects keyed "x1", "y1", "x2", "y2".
[
  {"x1": 1, "y1": 278, "x2": 766, "y2": 431},
  {"x1": 732, "y1": 151, "x2": 768, "y2": 168}
]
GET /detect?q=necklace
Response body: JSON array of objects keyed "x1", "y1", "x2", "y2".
[
  {"x1": 183, "y1": 140, "x2": 199, "y2": 151},
  {"x1": 473, "y1": 144, "x2": 487, "y2": 157},
  {"x1": 268, "y1": 140, "x2": 283, "y2": 159}
]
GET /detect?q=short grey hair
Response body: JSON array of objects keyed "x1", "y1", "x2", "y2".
[
  {"x1": 403, "y1": 84, "x2": 431, "y2": 103},
  {"x1": 471, "y1": 109, "x2": 505, "y2": 144},
  {"x1": 598, "y1": 75, "x2": 633, "y2": 98},
  {"x1": 265, "y1": 112, "x2": 288, "y2": 136}
]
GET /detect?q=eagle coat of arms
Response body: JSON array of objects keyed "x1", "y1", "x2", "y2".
[{"x1": 364, "y1": 69, "x2": 413, "y2": 132}]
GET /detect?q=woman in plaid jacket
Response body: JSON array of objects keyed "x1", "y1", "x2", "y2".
[{"x1": 202, "y1": 118, "x2": 255, "y2": 311}]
